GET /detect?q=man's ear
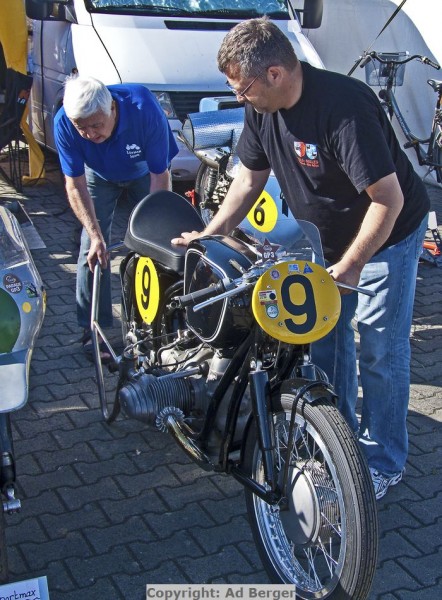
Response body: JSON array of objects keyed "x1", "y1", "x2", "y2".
[{"x1": 266, "y1": 66, "x2": 284, "y2": 86}]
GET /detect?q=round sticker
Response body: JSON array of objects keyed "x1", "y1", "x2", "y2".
[
  {"x1": 135, "y1": 257, "x2": 160, "y2": 325},
  {"x1": 246, "y1": 190, "x2": 278, "y2": 233},
  {"x1": 252, "y1": 260, "x2": 341, "y2": 344},
  {"x1": 22, "y1": 302, "x2": 32, "y2": 313},
  {"x1": 266, "y1": 304, "x2": 279, "y2": 319},
  {"x1": 3, "y1": 273, "x2": 23, "y2": 294}
]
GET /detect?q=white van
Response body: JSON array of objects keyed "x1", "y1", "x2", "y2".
[{"x1": 25, "y1": 0, "x2": 324, "y2": 180}]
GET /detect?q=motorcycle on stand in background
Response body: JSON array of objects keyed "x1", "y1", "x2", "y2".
[
  {"x1": 0, "y1": 203, "x2": 46, "y2": 583},
  {"x1": 180, "y1": 106, "x2": 300, "y2": 248}
]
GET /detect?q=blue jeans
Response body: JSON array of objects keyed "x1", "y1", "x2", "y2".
[
  {"x1": 312, "y1": 216, "x2": 428, "y2": 476},
  {"x1": 76, "y1": 168, "x2": 151, "y2": 329}
]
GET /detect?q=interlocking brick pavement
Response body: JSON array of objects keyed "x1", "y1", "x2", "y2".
[{"x1": 1, "y1": 150, "x2": 441, "y2": 599}]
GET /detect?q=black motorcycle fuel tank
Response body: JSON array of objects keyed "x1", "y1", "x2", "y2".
[{"x1": 184, "y1": 235, "x2": 256, "y2": 352}]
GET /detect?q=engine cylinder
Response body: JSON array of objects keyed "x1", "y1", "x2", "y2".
[{"x1": 119, "y1": 373, "x2": 201, "y2": 425}]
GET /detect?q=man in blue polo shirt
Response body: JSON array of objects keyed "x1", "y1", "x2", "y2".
[{"x1": 54, "y1": 75, "x2": 178, "y2": 362}]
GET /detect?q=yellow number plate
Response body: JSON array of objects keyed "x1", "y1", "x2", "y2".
[
  {"x1": 246, "y1": 190, "x2": 278, "y2": 233},
  {"x1": 135, "y1": 257, "x2": 160, "y2": 325},
  {"x1": 252, "y1": 260, "x2": 341, "y2": 344}
]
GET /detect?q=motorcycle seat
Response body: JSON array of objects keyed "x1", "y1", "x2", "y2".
[{"x1": 124, "y1": 190, "x2": 204, "y2": 274}]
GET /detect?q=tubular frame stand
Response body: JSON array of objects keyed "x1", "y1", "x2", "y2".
[{"x1": 90, "y1": 262, "x2": 119, "y2": 421}]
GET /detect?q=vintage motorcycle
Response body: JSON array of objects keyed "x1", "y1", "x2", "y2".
[
  {"x1": 90, "y1": 185, "x2": 378, "y2": 598},
  {"x1": 0, "y1": 203, "x2": 46, "y2": 582}
]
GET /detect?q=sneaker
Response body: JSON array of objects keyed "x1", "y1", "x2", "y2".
[{"x1": 369, "y1": 468, "x2": 403, "y2": 500}]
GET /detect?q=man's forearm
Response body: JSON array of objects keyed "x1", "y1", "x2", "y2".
[
  {"x1": 341, "y1": 203, "x2": 398, "y2": 270},
  {"x1": 341, "y1": 174, "x2": 404, "y2": 271},
  {"x1": 329, "y1": 173, "x2": 404, "y2": 289},
  {"x1": 65, "y1": 176, "x2": 103, "y2": 241},
  {"x1": 150, "y1": 169, "x2": 172, "y2": 194}
]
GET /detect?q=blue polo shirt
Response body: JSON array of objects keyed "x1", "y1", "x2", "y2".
[{"x1": 54, "y1": 84, "x2": 179, "y2": 181}]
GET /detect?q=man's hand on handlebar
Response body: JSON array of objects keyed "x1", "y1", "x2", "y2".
[
  {"x1": 327, "y1": 260, "x2": 362, "y2": 296},
  {"x1": 171, "y1": 230, "x2": 203, "y2": 246},
  {"x1": 87, "y1": 238, "x2": 109, "y2": 271}
]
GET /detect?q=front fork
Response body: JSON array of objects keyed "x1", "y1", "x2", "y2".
[
  {"x1": 249, "y1": 367, "x2": 277, "y2": 492},
  {"x1": 230, "y1": 365, "x2": 282, "y2": 506}
]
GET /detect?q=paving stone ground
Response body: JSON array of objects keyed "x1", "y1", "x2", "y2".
[{"x1": 1, "y1": 150, "x2": 441, "y2": 600}]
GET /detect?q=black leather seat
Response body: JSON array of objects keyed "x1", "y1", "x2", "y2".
[{"x1": 124, "y1": 190, "x2": 204, "y2": 274}]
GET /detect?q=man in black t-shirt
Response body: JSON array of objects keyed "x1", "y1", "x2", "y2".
[{"x1": 172, "y1": 17, "x2": 429, "y2": 501}]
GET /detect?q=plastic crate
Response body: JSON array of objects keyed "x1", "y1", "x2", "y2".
[{"x1": 365, "y1": 52, "x2": 408, "y2": 87}]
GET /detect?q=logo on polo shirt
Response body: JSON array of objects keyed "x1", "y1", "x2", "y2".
[
  {"x1": 126, "y1": 143, "x2": 142, "y2": 159},
  {"x1": 294, "y1": 141, "x2": 319, "y2": 168}
]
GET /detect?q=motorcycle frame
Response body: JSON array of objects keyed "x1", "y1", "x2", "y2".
[{"x1": 91, "y1": 250, "x2": 337, "y2": 508}]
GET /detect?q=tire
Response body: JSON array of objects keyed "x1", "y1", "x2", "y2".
[
  {"x1": 243, "y1": 391, "x2": 378, "y2": 599},
  {"x1": 194, "y1": 163, "x2": 232, "y2": 225},
  {"x1": 194, "y1": 164, "x2": 217, "y2": 225}
]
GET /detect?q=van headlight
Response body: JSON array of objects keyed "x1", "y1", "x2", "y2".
[{"x1": 152, "y1": 92, "x2": 176, "y2": 119}]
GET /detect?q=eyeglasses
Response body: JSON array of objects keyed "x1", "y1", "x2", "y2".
[{"x1": 226, "y1": 72, "x2": 262, "y2": 98}]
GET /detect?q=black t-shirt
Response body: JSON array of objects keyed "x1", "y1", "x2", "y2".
[{"x1": 237, "y1": 62, "x2": 429, "y2": 263}]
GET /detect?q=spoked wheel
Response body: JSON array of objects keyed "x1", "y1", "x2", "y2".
[
  {"x1": 243, "y1": 395, "x2": 378, "y2": 599},
  {"x1": 194, "y1": 163, "x2": 230, "y2": 225},
  {"x1": 430, "y1": 123, "x2": 442, "y2": 183}
]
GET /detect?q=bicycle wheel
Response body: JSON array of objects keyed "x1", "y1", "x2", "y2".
[
  {"x1": 243, "y1": 393, "x2": 378, "y2": 599},
  {"x1": 430, "y1": 125, "x2": 442, "y2": 183}
]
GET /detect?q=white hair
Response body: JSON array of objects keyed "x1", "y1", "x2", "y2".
[{"x1": 63, "y1": 75, "x2": 113, "y2": 120}]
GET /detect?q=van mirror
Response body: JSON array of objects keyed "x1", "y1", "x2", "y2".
[
  {"x1": 25, "y1": 0, "x2": 73, "y2": 22},
  {"x1": 25, "y1": 0, "x2": 50, "y2": 20},
  {"x1": 294, "y1": 0, "x2": 323, "y2": 29}
]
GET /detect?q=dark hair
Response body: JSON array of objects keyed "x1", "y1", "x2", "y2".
[{"x1": 217, "y1": 17, "x2": 298, "y2": 79}]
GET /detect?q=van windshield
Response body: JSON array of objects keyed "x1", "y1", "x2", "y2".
[{"x1": 86, "y1": 1, "x2": 290, "y2": 19}]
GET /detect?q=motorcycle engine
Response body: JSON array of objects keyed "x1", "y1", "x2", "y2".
[
  {"x1": 119, "y1": 339, "x2": 210, "y2": 425},
  {"x1": 119, "y1": 338, "x2": 251, "y2": 445}
]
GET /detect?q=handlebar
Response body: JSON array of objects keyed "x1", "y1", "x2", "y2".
[
  {"x1": 335, "y1": 281, "x2": 376, "y2": 297},
  {"x1": 176, "y1": 278, "x2": 231, "y2": 308},
  {"x1": 175, "y1": 270, "x2": 375, "y2": 314},
  {"x1": 359, "y1": 51, "x2": 440, "y2": 71}
]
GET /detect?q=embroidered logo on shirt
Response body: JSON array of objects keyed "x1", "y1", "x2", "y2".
[
  {"x1": 126, "y1": 143, "x2": 142, "y2": 159},
  {"x1": 294, "y1": 141, "x2": 306, "y2": 157},
  {"x1": 306, "y1": 144, "x2": 318, "y2": 160},
  {"x1": 294, "y1": 141, "x2": 319, "y2": 168}
]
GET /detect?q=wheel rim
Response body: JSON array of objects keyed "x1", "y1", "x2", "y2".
[{"x1": 252, "y1": 413, "x2": 346, "y2": 597}]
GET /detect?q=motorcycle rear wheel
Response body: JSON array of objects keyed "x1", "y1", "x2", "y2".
[
  {"x1": 194, "y1": 163, "x2": 226, "y2": 225},
  {"x1": 243, "y1": 395, "x2": 378, "y2": 599}
]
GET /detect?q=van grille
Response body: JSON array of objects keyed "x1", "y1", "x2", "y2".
[{"x1": 169, "y1": 91, "x2": 239, "y2": 121}]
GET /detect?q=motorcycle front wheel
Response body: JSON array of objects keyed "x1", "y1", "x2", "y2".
[{"x1": 243, "y1": 395, "x2": 378, "y2": 600}]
